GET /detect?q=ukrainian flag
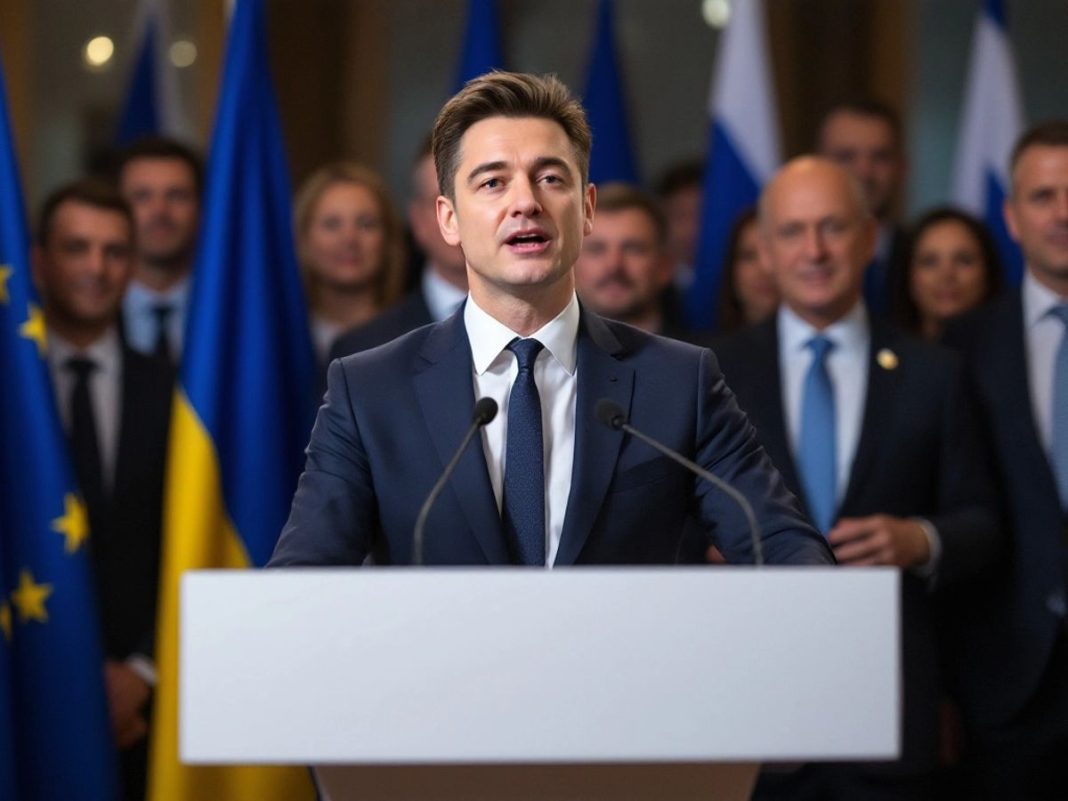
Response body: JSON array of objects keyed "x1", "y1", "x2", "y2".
[
  {"x1": 147, "y1": 1, "x2": 316, "y2": 798},
  {"x1": 0, "y1": 49, "x2": 118, "y2": 801}
]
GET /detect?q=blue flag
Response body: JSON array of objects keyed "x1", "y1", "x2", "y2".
[
  {"x1": 116, "y1": 0, "x2": 186, "y2": 144},
  {"x1": 686, "y1": 0, "x2": 780, "y2": 331},
  {"x1": 148, "y1": 0, "x2": 316, "y2": 796},
  {"x1": 951, "y1": 0, "x2": 1025, "y2": 285},
  {"x1": 454, "y1": 0, "x2": 504, "y2": 90},
  {"x1": 582, "y1": 0, "x2": 638, "y2": 185},
  {"x1": 0, "y1": 47, "x2": 118, "y2": 801}
]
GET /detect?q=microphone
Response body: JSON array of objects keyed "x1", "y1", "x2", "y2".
[
  {"x1": 594, "y1": 399, "x2": 764, "y2": 566},
  {"x1": 413, "y1": 397, "x2": 498, "y2": 566}
]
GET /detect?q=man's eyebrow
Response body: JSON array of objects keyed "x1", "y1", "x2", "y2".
[
  {"x1": 466, "y1": 161, "x2": 508, "y2": 185},
  {"x1": 531, "y1": 156, "x2": 571, "y2": 174}
]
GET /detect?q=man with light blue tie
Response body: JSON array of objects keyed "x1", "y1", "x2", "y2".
[
  {"x1": 715, "y1": 156, "x2": 1000, "y2": 801},
  {"x1": 943, "y1": 120, "x2": 1068, "y2": 800}
]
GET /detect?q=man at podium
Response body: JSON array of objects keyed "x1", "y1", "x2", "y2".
[{"x1": 270, "y1": 71, "x2": 833, "y2": 570}]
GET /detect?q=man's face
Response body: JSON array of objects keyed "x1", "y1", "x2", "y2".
[
  {"x1": 119, "y1": 156, "x2": 199, "y2": 269},
  {"x1": 408, "y1": 154, "x2": 466, "y2": 285},
  {"x1": 34, "y1": 200, "x2": 134, "y2": 331},
  {"x1": 574, "y1": 208, "x2": 669, "y2": 323},
  {"x1": 759, "y1": 159, "x2": 875, "y2": 329},
  {"x1": 818, "y1": 111, "x2": 902, "y2": 221},
  {"x1": 436, "y1": 116, "x2": 594, "y2": 306},
  {"x1": 1005, "y1": 144, "x2": 1068, "y2": 293}
]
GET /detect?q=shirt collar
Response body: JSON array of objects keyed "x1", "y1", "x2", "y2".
[
  {"x1": 126, "y1": 275, "x2": 190, "y2": 310},
  {"x1": 464, "y1": 292, "x2": 580, "y2": 375},
  {"x1": 1022, "y1": 269, "x2": 1068, "y2": 328},
  {"x1": 779, "y1": 300, "x2": 869, "y2": 355},
  {"x1": 47, "y1": 325, "x2": 122, "y2": 374},
  {"x1": 422, "y1": 266, "x2": 468, "y2": 323}
]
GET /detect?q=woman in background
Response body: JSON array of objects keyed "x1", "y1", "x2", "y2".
[
  {"x1": 894, "y1": 207, "x2": 1003, "y2": 340},
  {"x1": 715, "y1": 208, "x2": 779, "y2": 335},
  {"x1": 294, "y1": 162, "x2": 406, "y2": 365}
]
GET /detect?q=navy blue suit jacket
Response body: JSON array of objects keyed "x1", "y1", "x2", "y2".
[
  {"x1": 716, "y1": 316, "x2": 1001, "y2": 775},
  {"x1": 943, "y1": 290, "x2": 1068, "y2": 732},
  {"x1": 271, "y1": 307, "x2": 833, "y2": 568}
]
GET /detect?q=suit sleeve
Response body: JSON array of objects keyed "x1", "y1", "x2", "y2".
[
  {"x1": 693, "y1": 348, "x2": 835, "y2": 566},
  {"x1": 925, "y1": 354, "x2": 1005, "y2": 587},
  {"x1": 269, "y1": 359, "x2": 378, "y2": 566}
]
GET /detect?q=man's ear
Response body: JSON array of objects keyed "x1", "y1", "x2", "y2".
[
  {"x1": 436, "y1": 195, "x2": 462, "y2": 246},
  {"x1": 583, "y1": 182, "x2": 596, "y2": 236}
]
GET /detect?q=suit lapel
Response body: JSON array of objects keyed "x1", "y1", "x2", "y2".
[
  {"x1": 554, "y1": 311, "x2": 633, "y2": 566},
  {"x1": 990, "y1": 293, "x2": 1062, "y2": 499},
  {"x1": 746, "y1": 318, "x2": 804, "y2": 501},
  {"x1": 413, "y1": 312, "x2": 509, "y2": 564},
  {"x1": 839, "y1": 321, "x2": 896, "y2": 514}
]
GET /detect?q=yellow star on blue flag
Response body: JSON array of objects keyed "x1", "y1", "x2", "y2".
[
  {"x1": 0, "y1": 264, "x2": 11, "y2": 303},
  {"x1": 52, "y1": 493, "x2": 90, "y2": 553},
  {"x1": 18, "y1": 302, "x2": 46, "y2": 355},
  {"x1": 11, "y1": 569, "x2": 52, "y2": 624},
  {"x1": 0, "y1": 602, "x2": 11, "y2": 642}
]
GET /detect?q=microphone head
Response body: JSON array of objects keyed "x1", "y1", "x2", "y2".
[
  {"x1": 472, "y1": 397, "x2": 499, "y2": 426},
  {"x1": 594, "y1": 398, "x2": 627, "y2": 430}
]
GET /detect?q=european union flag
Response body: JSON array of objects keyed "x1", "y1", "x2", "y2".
[
  {"x1": 0, "y1": 46, "x2": 118, "y2": 801},
  {"x1": 454, "y1": 0, "x2": 504, "y2": 91},
  {"x1": 147, "y1": 1, "x2": 315, "y2": 797},
  {"x1": 582, "y1": 0, "x2": 639, "y2": 185}
]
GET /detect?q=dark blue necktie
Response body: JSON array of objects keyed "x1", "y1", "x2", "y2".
[
  {"x1": 1050, "y1": 304, "x2": 1068, "y2": 510},
  {"x1": 503, "y1": 337, "x2": 546, "y2": 566},
  {"x1": 798, "y1": 335, "x2": 837, "y2": 534}
]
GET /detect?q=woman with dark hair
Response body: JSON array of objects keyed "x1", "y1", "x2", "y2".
[
  {"x1": 294, "y1": 162, "x2": 407, "y2": 365},
  {"x1": 894, "y1": 207, "x2": 1003, "y2": 339},
  {"x1": 716, "y1": 207, "x2": 779, "y2": 334}
]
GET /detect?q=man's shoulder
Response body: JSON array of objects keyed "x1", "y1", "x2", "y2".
[
  {"x1": 590, "y1": 313, "x2": 710, "y2": 367},
  {"x1": 330, "y1": 291, "x2": 433, "y2": 361}
]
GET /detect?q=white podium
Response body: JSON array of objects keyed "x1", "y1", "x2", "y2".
[{"x1": 181, "y1": 568, "x2": 899, "y2": 801}]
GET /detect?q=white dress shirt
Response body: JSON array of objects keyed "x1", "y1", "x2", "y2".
[
  {"x1": 423, "y1": 266, "x2": 467, "y2": 323},
  {"x1": 1023, "y1": 270, "x2": 1068, "y2": 452},
  {"x1": 121, "y1": 276, "x2": 190, "y2": 358},
  {"x1": 310, "y1": 315, "x2": 344, "y2": 365},
  {"x1": 778, "y1": 302, "x2": 870, "y2": 502},
  {"x1": 464, "y1": 293, "x2": 579, "y2": 567},
  {"x1": 46, "y1": 327, "x2": 123, "y2": 493}
]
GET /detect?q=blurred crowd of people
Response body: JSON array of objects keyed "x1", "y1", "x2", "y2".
[{"x1": 32, "y1": 94, "x2": 1068, "y2": 800}]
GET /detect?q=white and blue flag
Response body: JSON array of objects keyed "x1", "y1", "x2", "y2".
[
  {"x1": 686, "y1": 0, "x2": 780, "y2": 331},
  {"x1": 951, "y1": 0, "x2": 1025, "y2": 284}
]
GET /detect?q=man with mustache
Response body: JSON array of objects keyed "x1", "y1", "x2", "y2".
[
  {"x1": 117, "y1": 137, "x2": 203, "y2": 364},
  {"x1": 574, "y1": 182, "x2": 692, "y2": 340}
]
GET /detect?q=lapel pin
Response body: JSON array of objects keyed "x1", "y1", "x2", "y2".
[{"x1": 876, "y1": 348, "x2": 898, "y2": 370}]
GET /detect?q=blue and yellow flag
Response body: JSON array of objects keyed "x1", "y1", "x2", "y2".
[
  {"x1": 147, "y1": 1, "x2": 316, "y2": 798},
  {"x1": 0, "y1": 48, "x2": 118, "y2": 801}
]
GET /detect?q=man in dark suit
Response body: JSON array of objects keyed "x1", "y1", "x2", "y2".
[
  {"x1": 329, "y1": 137, "x2": 468, "y2": 360},
  {"x1": 715, "y1": 157, "x2": 1000, "y2": 800},
  {"x1": 942, "y1": 121, "x2": 1068, "y2": 800},
  {"x1": 271, "y1": 72, "x2": 832, "y2": 570},
  {"x1": 817, "y1": 100, "x2": 907, "y2": 317},
  {"x1": 33, "y1": 180, "x2": 173, "y2": 801}
]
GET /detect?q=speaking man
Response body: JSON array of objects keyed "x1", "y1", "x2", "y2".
[{"x1": 270, "y1": 72, "x2": 831, "y2": 570}]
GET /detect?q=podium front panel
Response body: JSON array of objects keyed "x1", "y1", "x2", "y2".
[{"x1": 181, "y1": 567, "x2": 898, "y2": 764}]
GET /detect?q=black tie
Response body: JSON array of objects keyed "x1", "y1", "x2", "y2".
[
  {"x1": 66, "y1": 356, "x2": 105, "y2": 511},
  {"x1": 152, "y1": 303, "x2": 174, "y2": 362},
  {"x1": 502, "y1": 338, "x2": 546, "y2": 566}
]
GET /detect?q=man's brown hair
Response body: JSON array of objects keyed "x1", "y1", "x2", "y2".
[
  {"x1": 431, "y1": 71, "x2": 592, "y2": 200},
  {"x1": 595, "y1": 183, "x2": 667, "y2": 245},
  {"x1": 36, "y1": 178, "x2": 134, "y2": 247},
  {"x1": 1009, "y1": 120, "x2": 1068, "y2": 178}
]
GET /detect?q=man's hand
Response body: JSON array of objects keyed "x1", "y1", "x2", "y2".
[
  {"x1": 104, "y1": 660, "x2": 151, "y2": 749},
  {"x1": 827, "y1": 515, "x2": 930, "y2": 568}
]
